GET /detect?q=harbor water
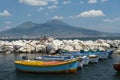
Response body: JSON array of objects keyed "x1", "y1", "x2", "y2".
[{"x1": 0, "y1": 53, "x2": 120, "y2": 80}]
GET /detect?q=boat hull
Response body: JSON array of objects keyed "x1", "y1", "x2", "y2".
[
  {"x1": 97, "y1": 52, "x2": 109, "y2": 59},
  {"x1": 82, "y1": 56, "x2": 89, "y2": 65},
  {"x1": 113, "y1": 63, "x2": 120, "y2": 71},
  {"x1": 15, "y1": 59, "x2": 78, "y2": 73},
  {"x1": 89, "y1": 55, "x2": 99, "y2": 63}
]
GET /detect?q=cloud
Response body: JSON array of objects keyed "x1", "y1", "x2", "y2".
[
  {"x1": 0, "y1": 10, "x2": 11, "y2": 16},
  {"x1": 104, "y1": 19, "x2": 114, "y2": 22},
  {"x1": 104, "y1": 17, "x2": 120, "y2": 22},
  {"x1": 4, "y1": 21, "x2": 13, "y2": 30},
  {"x1": 4, "y1": 21, "x2": 13, "y2": 24},
  {"x1": 88, "y1": 0, "x2": 97, "y2": 4},
  {"x1": 19, "y1": 0, "x2": 58, "y2": 6},
  {"x1": 46, "y1": 12, "x2": 49, "y2": 15},
  {"x1": 100, "y1": 0, "x2": 108, "y2": 2},
  {"x1": 19, "y1": 0, "x2": 47, "y2": 6},
  {"x1": 69, "y1": 16, "x2": 74, "y2": 19},
  {"x1": 37, "y1": 7, "x2": 44, "y2": 11},
  {"x1": 48, "y1": 5, "x2": 57, "y2": 9},
  {"x1": 5, "y1": 26, "x2": 13, "y2": 29},
  {"x1": 88, "y1": 0, "x2": 107, "y2": 4},
  {"x1": 52, "y1": 16, "x2": 63, "y2": 20},
  {"x1": 27, "y1": 14, "x2": 32, "y2": 16},
  {"x1": 80, "y1": 0, "x2": 84, "y2": 4},
  {"x1": 62, "y1": 0, "x2": 71, "y2": 4},
  {"x1": 77, "y1": 9, "x2": 105, "y2": 18},
  {"x1": 51, "y1": 0, "x2": 58, "y2": 4}
]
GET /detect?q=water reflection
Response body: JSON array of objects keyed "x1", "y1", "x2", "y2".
[
  {"x1": 113, "y1": 72, "x2": 120, "y2": 80},
  {"x1": 16, "y1": 71, "x2": 76, "y2": 80},
  {"x1": 112, "y1": 54, "x2": 120, "y2": 63}
]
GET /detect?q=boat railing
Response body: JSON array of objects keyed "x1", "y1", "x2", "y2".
[{"x1": 34, "y1": 55, "x2": 75, "y2": 61}]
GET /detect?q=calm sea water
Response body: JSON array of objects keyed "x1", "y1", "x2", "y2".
[{"x1": 0, "y1": 53, "x2": 120, "y2": 80}]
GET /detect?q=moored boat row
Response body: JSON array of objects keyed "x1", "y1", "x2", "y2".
[{"x1": 14, "y1": 49, "x2": 114, "y2": 73}]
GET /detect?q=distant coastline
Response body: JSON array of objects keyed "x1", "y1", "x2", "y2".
[{"x1": 0, "y1": 36, "x2": 120, "y2": 41}]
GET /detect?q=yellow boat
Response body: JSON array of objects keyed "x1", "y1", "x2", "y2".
[{"x1": 14, "y1": 58, "x2": 79, "y2": 73}]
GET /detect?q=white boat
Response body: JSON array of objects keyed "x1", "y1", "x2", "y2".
[
  {"x1": 81, "y1": 56, "x2": 89, "y2": 65},
  {"x1": 89, "y1": 54, "x2": 99, "y2": 63}
]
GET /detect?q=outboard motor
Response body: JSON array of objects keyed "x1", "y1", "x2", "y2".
[{"x1": 22, "y1": 56, "x2": 28, "y2": 60}]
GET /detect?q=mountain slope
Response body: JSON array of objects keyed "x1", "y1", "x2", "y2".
[{"x1": 0, "y1": 19, "x2": 111, "y2": 38}]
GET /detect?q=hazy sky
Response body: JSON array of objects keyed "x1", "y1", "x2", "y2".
[{"x1": 0, "y1": 0, "x2": 120, "y2": 33}]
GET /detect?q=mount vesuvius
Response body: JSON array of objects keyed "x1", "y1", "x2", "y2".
[{"x1": 0, "y1": 19, "x2": 112, "y2": 38}]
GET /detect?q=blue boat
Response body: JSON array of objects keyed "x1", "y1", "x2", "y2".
[
  {"x1": 61, "y1": 51, "x2": 89, "y2": 66},
  {"x1": 14, "y1": 58, "x2": 79, "y2": 73},
  {"x1": 68, "y1": 51, "x2": 99, "y2": 63},
  {"x1": 80, "y1": 50, "x2": 110, "y2": 60},
  {"x1": 106, "y1": 50, "x2": 113, "y2": 56}
]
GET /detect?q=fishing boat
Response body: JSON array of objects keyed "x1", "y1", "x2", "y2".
[
  {"x1": 106, "y1": 50, "x2": 114, "y2": 56},
  {"x1": 113, "y1": 62, "x2": 120, "y2": 71},
  {"x1": 95, "y1": 51, "x2": 109, "y2": 59},
  {"x1": 79, "y1": 50, "x2": 99, "y2": 63},
  {"x1": 14, "y1": 58, "x2": 79, "y2": 73},
  {"x1": 80, "y1": 49, "x2": 110, "y2": 61},
  {"x1": 88, "y1": 54, "x2": 99, "y2": 63},
  {"x1": 64, "y1": 51, "x2": 89, "y2": 66},
  {"x1": 35, "y1": 55, "x2": 84, "y2": 68},
  {"x1": 81, "y1": 55, "x2": 89, "y2": 65}
]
